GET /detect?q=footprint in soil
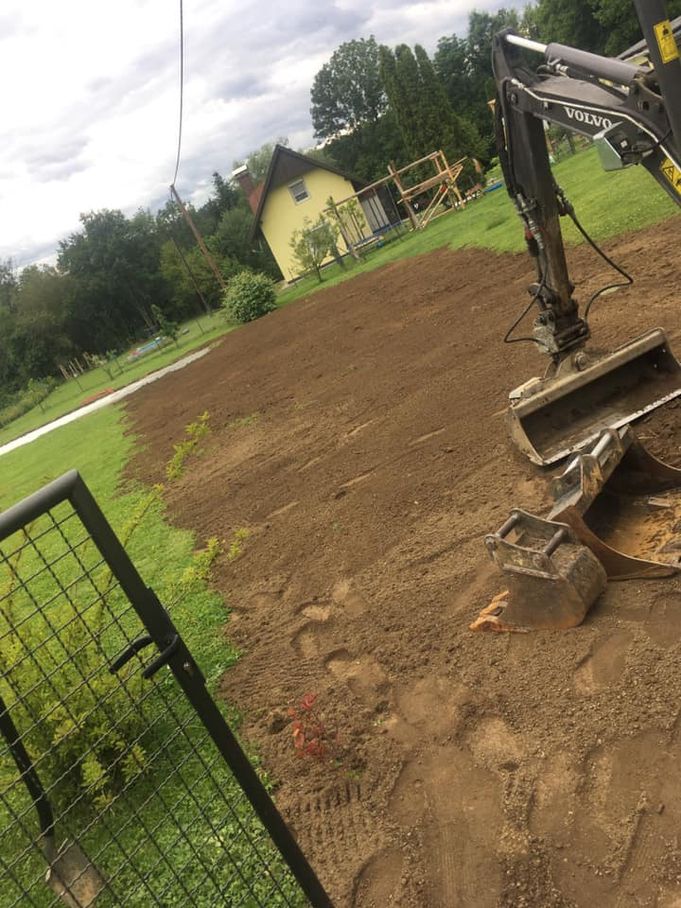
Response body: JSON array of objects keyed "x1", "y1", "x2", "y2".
[
  {"x1": 325, "y1": 649, "x2": 390, "y2": 703},
  {"x1": 574, "y1": 630, "x2": 631, "y2": 694},
  {"x1": 247, "y1": 591, "x2": 282, "y2": 609},
  {"x1": 389, "y1": 745, "x2": 504, "y2": 907},
  {"x1": 299, "y1": 602, "x2": 332, "y2": 622},
  {"x1": 290, "y1": 599, "x2": 334, "y2": 658},
  {"x1": 465, "y1": 716, "x2": 525, "y2": 772},
  {"x1": 530, "y1": 750, "x2": 582, "y2": 840},
  {"x1": 291, "y1": 622, "x2": 332, "y2": 659},
  {"x1": 232, "y1": 591, "x2": 281, "y2": 629},
  {"x1": 332, "y1": 578, "x2": 368, "y2": 618},
  {"x1": 643, "y1": 591, "x2": 681, "y2": 648},
  {"x1": 290, "y1": 580, "x2": 369, "y2": 663},
  {"x1": 287, "y1": 780, "x2": 386, "y2": 903},
  {"x1": 385, "y1": 676, "x2": 475, "y2": 746},
  {"x1": 385, "y1": 713, "x2": 542, "y2": 905},
  {"x1": 530, "y1": 731, "x2": 681, "y2": 905},
  {"x1": 354, "y1": 848, "x2": 404, "y2": 907}
]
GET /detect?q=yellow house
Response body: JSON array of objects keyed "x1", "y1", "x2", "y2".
[{"x1": 234, "y1": 145, "x2": 388, "y2": 281}]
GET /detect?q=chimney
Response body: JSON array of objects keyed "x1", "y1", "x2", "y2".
[{"x1": 232, "y1": 164, "x2": 258, "y2": 212}]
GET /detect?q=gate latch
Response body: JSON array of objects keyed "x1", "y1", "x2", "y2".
[{"x1": 110, "y1": 634, "x2": 180, "y2": 679}]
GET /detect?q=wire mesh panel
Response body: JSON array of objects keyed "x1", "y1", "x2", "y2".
[{"x1": 0, "y1": 472, "x2": 330, "y2": 908}]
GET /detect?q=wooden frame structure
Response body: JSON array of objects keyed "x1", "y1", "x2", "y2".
[
  {"x1": 388, "y1": 150, "x2": 467, "y2": 229},
  {"x1": 326, "y1": 149, "x2": 468, "y2": 258}
]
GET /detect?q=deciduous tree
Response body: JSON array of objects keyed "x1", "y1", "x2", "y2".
[
  {"x1": 233, "y1": 137, "x2": 289, "y2": 184},
  {"x1": 435, "y1": 8, "x2": 520, "y2": 158},
  {"x1": 311, "y1": 37, "x2": 387, "y2": 140},
  {"x1": 289, "y1": 216, "x2": 340, "y2": 282}
]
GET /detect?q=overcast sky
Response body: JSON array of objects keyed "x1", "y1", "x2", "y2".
[{"x1": 1, "y1": 0, "x2": 516, "y2": 268}]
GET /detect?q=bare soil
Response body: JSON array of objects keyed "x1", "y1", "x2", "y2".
[{"x1": 126, "y1": 217, "x2": 681, "y2": 907}]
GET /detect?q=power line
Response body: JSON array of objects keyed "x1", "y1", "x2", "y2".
[{"x1": 171, "y1": 0, "x2": 185, "y2": 186}]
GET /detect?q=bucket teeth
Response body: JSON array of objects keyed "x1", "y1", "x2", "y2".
[{"x1": 469, "y1": 591, "x2": 528, "y2": 633}]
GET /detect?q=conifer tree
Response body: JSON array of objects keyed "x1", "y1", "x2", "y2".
[{"x1": 380, "y1": 44, "x2": 484, "y2": 164}]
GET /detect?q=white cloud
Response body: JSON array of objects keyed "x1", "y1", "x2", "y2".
[{"x1": 0, "y1": 0, "x2": 518, "y2": 267}]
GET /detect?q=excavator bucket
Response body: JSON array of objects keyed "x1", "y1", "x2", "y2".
[
  {"x1": 549, "y1": 427, "x2": 681, "y2": 579},
  {"x1": 473, "y1": 510, "x2": 607, "y2": 631},
  {"x1": 509, "y1": 329, "x2": 681, "y2": 466},
  {"x1": 472, "y1": 427, "x2": 681, "y2": 631}
]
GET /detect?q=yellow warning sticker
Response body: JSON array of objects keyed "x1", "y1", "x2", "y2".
[
  {"x1": 661, "y1": 157, "x2": 681, "y2": 196},
  {"x1": 654, "y1": 19, "x2": 680, "y2": 64}
]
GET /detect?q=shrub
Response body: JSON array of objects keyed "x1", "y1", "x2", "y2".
[
  {"x1": 0, "y1": 539, "x2": 151, "y2": 809},
  {"x1": 0, "y1": 489, "x2": 221, "y2": 810},
  {"x1": 222, "y1": 271, "x2": 276, "y2": 323}
]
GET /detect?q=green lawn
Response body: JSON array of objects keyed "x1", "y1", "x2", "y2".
[
  {"x1": 0, "y1": 404, "x2": 235, "y2": 696},
  {"x1": 0, "y1": 312, "x2": 234, "y2": 447},
  {"x1": 277, "y1": 146, "x2": 679, "y2": 307},
  {"x1": 0, "y1": 407, "x2": 306, "y2": 906}
]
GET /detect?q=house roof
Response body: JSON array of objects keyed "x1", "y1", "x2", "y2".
[{"x1": 249, "y1": 144, "x2": 364, "y2": 240}]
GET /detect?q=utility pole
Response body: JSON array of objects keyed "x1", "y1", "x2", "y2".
[{"x1": 169, "y1": 184, "x2": 227, "y2": 291}]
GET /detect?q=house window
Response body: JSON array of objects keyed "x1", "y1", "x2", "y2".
[{"x1": 289, "y1": 178, "x2": 309, "y2": 204}]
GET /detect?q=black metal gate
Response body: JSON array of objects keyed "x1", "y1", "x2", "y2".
[{"x1": 0, "y1": 470, "x2": 331, "y2": 907}]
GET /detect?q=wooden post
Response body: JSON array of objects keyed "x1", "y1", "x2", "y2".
[
  {"x1": 441, "y1": 151, "x2": 464, "y2": 209},
  {"x1": 419, "y1": 186, "x2": 440, "y2": 229},
  {"x1": 349, "y1": 205, "x2": 365, "y2": 245},
  {"x1": 388, "y1": 162, "x2": 418, "y2": 229},
  {"x1": 170, "y1": 184, "x2": 227, "y2": 291},
  {"x1": 68, "y1": 361, "x2": 83, "y2": 390}
]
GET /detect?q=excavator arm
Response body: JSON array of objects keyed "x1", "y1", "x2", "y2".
[
  {"x1": 491, "y1": 1, "x2": 681, "y2": 466},
  {"x1": 472, "y1": 3, "x2": 681, "y2": 632}
]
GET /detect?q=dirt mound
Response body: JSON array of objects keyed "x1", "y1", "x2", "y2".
[{"x1": 126, "y1": 217, "x2": 681, "y2": 907}]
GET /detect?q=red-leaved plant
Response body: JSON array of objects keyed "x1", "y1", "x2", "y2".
[{"x1": 287, "y1": 693, "x2": 338, "y2": 761}]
